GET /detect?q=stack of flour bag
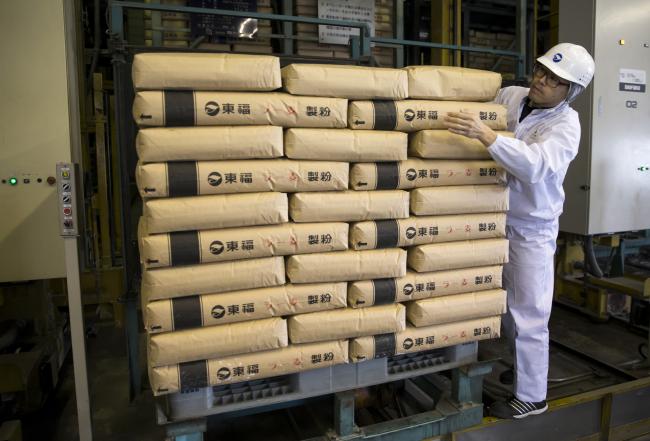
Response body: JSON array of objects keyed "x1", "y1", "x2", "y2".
[{"x1": 132, "y1": 53, "x2": 510, "y2": 396}]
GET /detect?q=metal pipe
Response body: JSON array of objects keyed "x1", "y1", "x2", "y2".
[
  {"x1": 86, "y1": 0, "x2": 100, "y2": 95},
  {"x1": 372, "y1": 37, "x2": 521, "y2": 58},
  {"x1": 111, "y1": 0, "x2": 522, "y2": 63},
  {"x1": 112, "y1": 1, "x2": 371, "y2": 36},
  {"x1": 516, "y1": 0, "x2": 527, "y2": 78},
  {"x1": 281, "y1": 0, "x2": 293, "y2": 56},
  {"x1": 455, "y1": 0, "x2": 461, "y2": 66},
  {"x1": 584, "y1": 235, "x2": 605, "y2": 278},
  {"x1": 533, "y1": 0, "x2": 538, "y2": 60},
  {"x1": 112, "y1": 0, "x2": 371, "y2": 57},
  {"x1": 394, "y1": 0, "x2": 405, "y2": 67}
]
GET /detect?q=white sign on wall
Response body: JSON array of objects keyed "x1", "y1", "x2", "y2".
[
  {"x1": 619, "y1": 68, "x2": 646, "y2": 93},
  {"x1": 318, "y1": 0, "x2": 375, "y2": 45}
]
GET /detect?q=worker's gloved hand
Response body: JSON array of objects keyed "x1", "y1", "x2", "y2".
[{"x1": 443, "y1": 111, "x2": 498, "y2": 147}]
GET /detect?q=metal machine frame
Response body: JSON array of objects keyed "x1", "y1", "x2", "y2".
[
  {"x1": 106, "y1": 1, "x2": 525, "y2": 439},
  {"x1": 103, "y1": 2, "x2": 650, "y2": 440},
  {"x1": 108, "y1": 0, "x2": 527, "y2": 404}
]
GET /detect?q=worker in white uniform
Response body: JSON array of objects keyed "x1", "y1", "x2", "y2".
[{"x1": 442, "y1": 43, "x2": 595, "y2": 419}]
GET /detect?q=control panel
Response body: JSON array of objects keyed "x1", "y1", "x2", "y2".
[
  {"x1": 56, "y1": 163, "x2": 79, "y2": 236},
  {"x1": 0, "y1": 1, "x2": 72, "y2": 282},
  {"x1": 1, "y1": 174, "x2": 54, "y2": 186}
]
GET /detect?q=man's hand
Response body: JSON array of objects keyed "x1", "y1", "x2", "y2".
[{"x1": 443, "y1": 111, "x2": 498, "y2": 147}]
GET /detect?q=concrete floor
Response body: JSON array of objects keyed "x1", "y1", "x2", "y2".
[
  {"x1": 21, "y1": 304, "x2": 650, "y2": 441},
  {"x1": 23, "y1": 321, "x2": 163, "y2": 441},
  {"x1": 481, "y1": 304, "x2": 649, "y2": 404}
]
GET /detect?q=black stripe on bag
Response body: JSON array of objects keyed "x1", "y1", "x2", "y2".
[
  {"x1": 171, "y1": 295, "x2": 203, "y2": 330},
  {"x1": 375, "y1": 162, "x2": 400, "y2": 189},
  {"x1": 169, "y1": 231, "x2": 200, "y2": 266},
  {"x1": 375, "y1": 220, "x2": 399, "y2": 249},
  {"x1": 372, "y1": 100, "x2": 398, "y2": 130},
  {"x1": 164, "y1": 90, "x2": 195, "y2": 126},
  {"x1": 373, "y1": 333, "x2": 396, "y2": 359},
  {"x1": 178, "y1": 360, "x2": 209, "y2": 391},
  {"x1": 167, "y1": 161, "x2": 198, "y2": 197},
  {"x1": 372, "y1": 278, "x2": 397, "y2": 305}
]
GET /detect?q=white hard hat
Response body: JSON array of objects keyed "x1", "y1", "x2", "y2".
[{"x1": 537, "y1": 43, "x2": 595, "y2": 88}]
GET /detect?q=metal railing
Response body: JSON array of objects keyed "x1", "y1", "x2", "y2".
[{"x1": 109, "y1": 0, "x2": 523, "y2": 75}]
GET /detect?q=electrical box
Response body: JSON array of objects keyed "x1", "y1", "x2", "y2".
[
  {"x1": 0, "y1": 0, "x2": 75, "y2": 282},
  {"x1": 559, "y1": 0, "x2": 650, "y2": 235}
]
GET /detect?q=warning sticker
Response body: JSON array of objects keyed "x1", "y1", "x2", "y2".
[{"x1": 619, "y1": 68, "x2": 646, "y2": 93}]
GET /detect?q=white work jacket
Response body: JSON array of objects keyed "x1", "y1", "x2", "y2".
[{"x1": 488, "y1": 86, "x2": 581, "y2": 226}]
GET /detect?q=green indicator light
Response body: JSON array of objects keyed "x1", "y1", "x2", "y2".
[{"x1": 9, "y1": 177, "x2": 17, "y2": 186}]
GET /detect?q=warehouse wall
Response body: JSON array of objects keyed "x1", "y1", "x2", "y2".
[
  {"x1": 141, "y1": 0, "x2": 395, "y2": 65},
  {"x1": 294, "y1": 0, "x2": 395, "y2": 66},
  {"x1": 467, "y1": 30, "x2": 516, "y2": 79}
]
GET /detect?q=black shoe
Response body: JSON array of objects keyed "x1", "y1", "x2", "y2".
[
  {"x1": 499, "y1": 369, "x2": 514, "y2": 385},
  {"x1": 489, "y1": 396, "x2": 548, "y2": 419}
]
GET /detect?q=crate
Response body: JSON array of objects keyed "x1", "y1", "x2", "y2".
[{"x1": 159, "y1": 341, "x2": 478, "y2": 421}]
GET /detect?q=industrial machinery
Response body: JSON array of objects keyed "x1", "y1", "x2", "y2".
[
  {"x1": 2, "y1": 1, "x2": 650, "y2": 440},
  {"x1": 106, "y1": 2, "x2": 529, "y2": 439},
  {"x1": 0, "y1": 1, "x2": 78, "y2": 417},
  {"x1": 106, "y1": 1, "x2": 650, "y2": 440},
  {"x1": 554, "y1": 0, "x2": 650, "y2": 337},
  {"x1": 0, "y1": 1, "x2": 115, "y2": 432}
]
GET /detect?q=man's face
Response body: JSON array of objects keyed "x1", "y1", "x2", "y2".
[{"x1": 528, "y1": 63, "x2": 570, "y2": 107}]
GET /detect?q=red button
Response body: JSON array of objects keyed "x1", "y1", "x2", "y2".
[{"x1": 63, "y1": 208, "x2": 72, "y2": 216}]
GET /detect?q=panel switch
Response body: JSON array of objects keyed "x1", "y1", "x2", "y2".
[{"x1": 56, "y1": 163, "x2": 79, "y2": 236}]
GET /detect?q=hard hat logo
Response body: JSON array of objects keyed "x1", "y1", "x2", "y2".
[{"x1": 536, "y1": 42, "x2": 595, "y2": 89}]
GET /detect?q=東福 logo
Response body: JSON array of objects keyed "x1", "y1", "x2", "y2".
[{"x1": 205, "y1": 101, "x2": 220, "y2": 116}]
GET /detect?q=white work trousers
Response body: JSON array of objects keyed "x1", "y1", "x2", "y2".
[{"x1": 501, "y1": 222, "x2": 558, "y2": 402}]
